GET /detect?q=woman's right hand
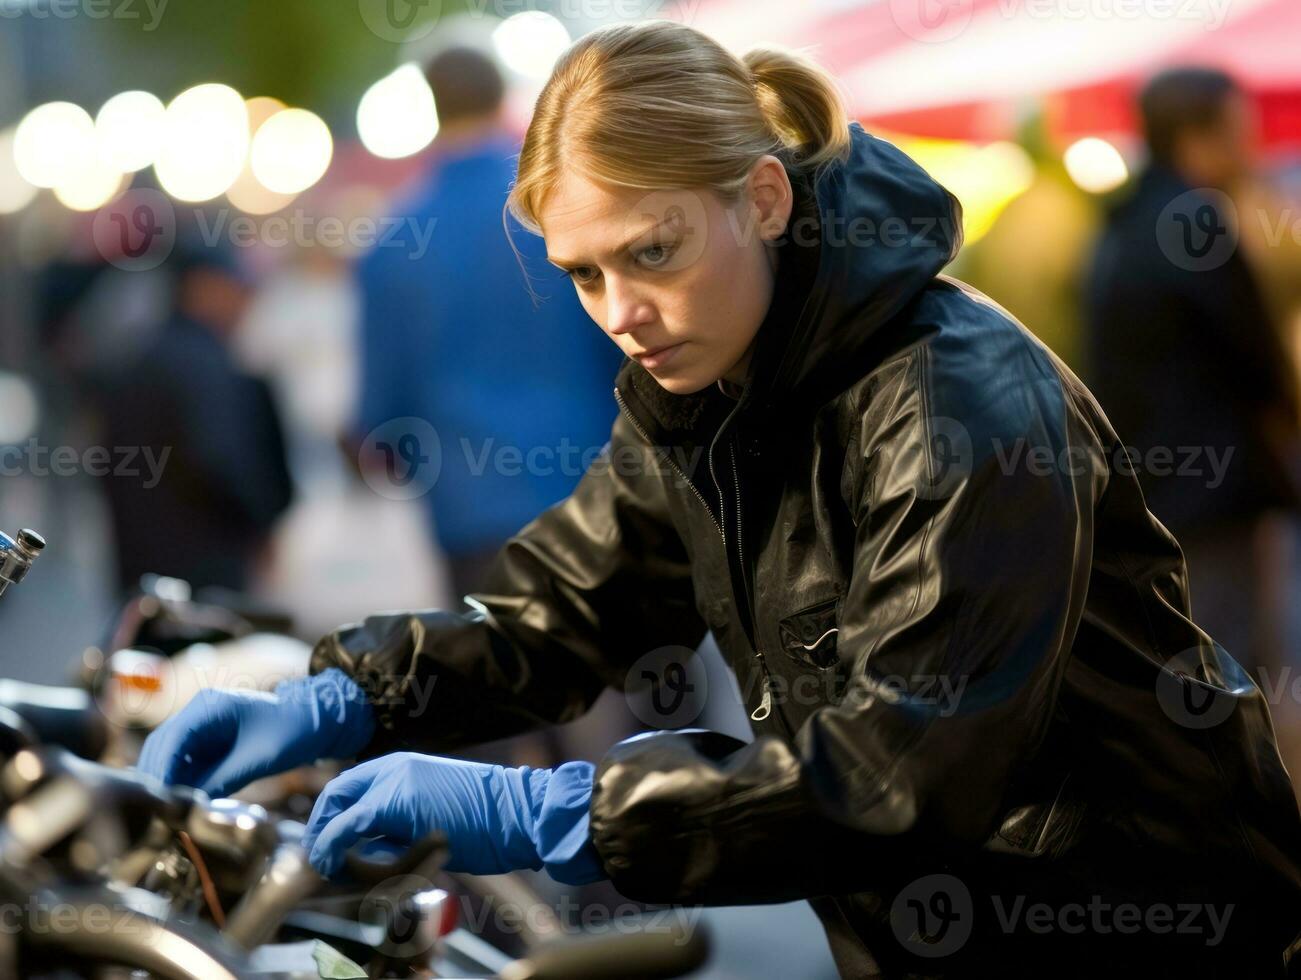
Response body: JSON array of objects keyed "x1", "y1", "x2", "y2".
[{"x1": 136, "y1": 668, "x2": 375, "y2": 799}]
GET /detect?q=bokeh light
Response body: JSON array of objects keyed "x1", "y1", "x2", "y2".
[
  {"x1": 357, "y1": 64, "x2": 438, "y2": 160},
  {"x1": 52, "y1": 160, "x2": 128, "y2": 212},
  {"x1": 95, "y1": 91, "x2": 166, "y2": 174},
  {"x1": 492, "y1": 12, "x2": 570, "y2": 81},
  {"x1": 896, "y1": 136, "x2": 1036, "y2": 244},
  {"x1": 13, "y1": 102, "x2": 97, "y2": 189},
  {"x1": 226, "y1": 97, "x2": 297, "y2": 215},
  {"x1": 1063, "y1": 137, "x2": 1129, "y2": 194},
  {"x1": 153, "y1": 83, "x2": 249, "y2": 202},
  {"x1": 0, "y1": 127, "x2": 39, "y2": 215},
  {"x1": 250, "y1": 108, "x2": 333, "y2": 195}
]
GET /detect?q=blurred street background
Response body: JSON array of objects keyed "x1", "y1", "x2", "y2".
[{"x1": 1, "y1": 1, "x2": 1300, "y2": 975}]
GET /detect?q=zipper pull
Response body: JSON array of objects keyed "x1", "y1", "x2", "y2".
[{"x1": 751, "y1": 671, "x2": 772, "y2": 722}]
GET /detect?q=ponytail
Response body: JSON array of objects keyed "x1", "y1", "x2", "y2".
[{"x1": 744, "y1": 46, "x2": 852, "y2": 177}]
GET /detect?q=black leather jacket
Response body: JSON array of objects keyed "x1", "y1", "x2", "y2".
[{"x1": 312, "y1": 124, "x2": 1301, "y2": 977}]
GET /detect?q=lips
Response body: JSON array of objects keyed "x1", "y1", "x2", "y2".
[{"x1": 632, "y1": 342, "x2": 684, "y2": 369}]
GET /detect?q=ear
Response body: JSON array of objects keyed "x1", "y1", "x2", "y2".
[{"x1": 746, "y1": 154, "x2": 794, "y2": 243}]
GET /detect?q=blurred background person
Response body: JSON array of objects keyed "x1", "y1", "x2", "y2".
[
  {"x1": 1085, "y1": 67, "x2": 1301, "y2": 679},
  {"x1": 91, "y1": 237, "x2": 293, "y2": 595},
  {"x1": 957, "y1": 114, "x2": 1098, "y2": 373},
  {"x1": 353, "y1": 44, "x2": 623, "y2": 606}
]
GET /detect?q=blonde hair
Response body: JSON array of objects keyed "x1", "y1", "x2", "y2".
[{"x1": 506, "y1": 20, "x2": 851, "y2": 235}]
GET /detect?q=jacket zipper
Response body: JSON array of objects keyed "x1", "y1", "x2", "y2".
[
  {"x1": 615, "y1": 385, "x2": 779, "y2": 728},
  {"x1": 711, "y1": 405, "x2": 781, "y2": 728},
  {"x1": 728, "y1": 439, "x2": 775, "y2": 723},
  {"x1": 613, "y1": 387, "x2": 722, "y2": 538}
]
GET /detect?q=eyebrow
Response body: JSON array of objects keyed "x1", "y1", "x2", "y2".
[{"x1": 546, "y1": 215, "x2": 674, "y2": 270}]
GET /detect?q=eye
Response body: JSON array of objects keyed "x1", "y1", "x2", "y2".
[
  {"x1": 637, "y1": 241, "x2": 678, "y2": 270},
  {"x1": 562, "y1": 266, "x2": 600, "y2": 286}
]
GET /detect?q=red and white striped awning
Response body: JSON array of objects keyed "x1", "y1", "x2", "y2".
[{"x1": 684, "y1": 0, "x2": 1301, "y2": 150}]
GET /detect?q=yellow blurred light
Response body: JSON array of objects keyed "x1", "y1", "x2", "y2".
[
  {"x1": 357, "y1": 64, "x2": 438, "y2": 160},
  {"x1": 154, "y1": 83, "x2": 249, "y2": 203},
  {"x1": 226, "y1": 177, "x2": 297, "y2": 216},
  {"x1": 893, "y1": 134, "x2": 1036, "y2": 245},
  {"x1": 1063, "y1": 137, "x2": 1128, "y2": 195},
  {"x1": 226, "y1": 98, "x2": 297, "y2": 214},
  {"x1": 95, "y1": 91, "x2": 166, "y2": 173},
  {"x1": 493, "y1": 12, "x2": 570, "y2": 80},
  {"x1": 250, "y1": 108, "x2": 333, "y2": 195},
  {"x1": 0, "y1": 127, "x2": 39, "y2": 215},
  {"x1": 52, "y1": 158, "x2": 128, "y2": 212},
  {"x1": 13, "y1": 102, "x2": 96, "y2": 189}
]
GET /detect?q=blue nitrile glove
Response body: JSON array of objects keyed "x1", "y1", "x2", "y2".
[
  {"x1": 136, "y1": 668, "x2": 375, "y2": 799},
  {"x1": 300, "y1": 752, "x2": 606, "y2": 885}
]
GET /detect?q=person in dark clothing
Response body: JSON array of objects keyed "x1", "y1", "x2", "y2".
[
  {"x1": 96, "y1": 245, "x2": 293, "y2": 593},
  {"x1": 1085, "y1": 67, "x2": 1301, "y2": 675},
  {"x1": 142, "y1": 27, "x2": 1301, "y2": 978}
]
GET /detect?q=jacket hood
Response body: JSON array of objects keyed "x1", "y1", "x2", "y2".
[{"x1": 619, "y1": 121, "x2": 963, "y2": 437}]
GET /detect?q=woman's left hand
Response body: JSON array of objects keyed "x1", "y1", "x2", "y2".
[{"x1": 301, "y1": 751, "x2": 605, "y2": 883}]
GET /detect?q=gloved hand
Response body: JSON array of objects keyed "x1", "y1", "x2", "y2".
[
  {"x1": 301, "y1": 751, "x2": 606, "y2": 885},
  {"x1": 136, "y1": 668, "x2": 375, "y2": 799}
]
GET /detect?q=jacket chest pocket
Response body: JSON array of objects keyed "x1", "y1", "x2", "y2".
[{"x1": 777, "y1": 596, "x2": 842, "y2": 670}]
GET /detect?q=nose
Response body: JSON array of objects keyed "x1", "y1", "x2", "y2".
[{"x1": 603, "y1": 275, "x2": 654, "y2": 338}]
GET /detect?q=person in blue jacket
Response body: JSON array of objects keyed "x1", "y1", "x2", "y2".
[{"x1": 354, "y1": 44, "x2": 623, "y2": 602}]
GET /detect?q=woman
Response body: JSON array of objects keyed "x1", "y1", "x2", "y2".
[{"x1": 139, "y1": 21, "x2": 1301, "y2": 978}]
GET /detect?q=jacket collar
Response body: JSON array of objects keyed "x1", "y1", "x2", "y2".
[{"x1": 615, "y1": 122, "x2": 963, "y2": 446}]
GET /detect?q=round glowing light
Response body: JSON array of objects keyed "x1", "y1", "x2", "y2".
[
  {"x1": 1063, "y1": 137, "x2": 1129, "y2": 195},
  {"x1": 0, "y1": 127, "x2": 39, "y2": 215},
  {"x1": 13, "y1": 102, "x2": 96, "y2": 189},
  {"x1": 154, "y1": 83, "x2": 249, "y2": 202},
  {"x1": 250, "y1": 108, "x2": 333, "y2": 194},
  {"x1": 357, "y1": 64, "x2": 438, "y2": 160},
  {"x1": 95, "y1": 91, "x2": 166, "y2": 173},
  {"x1": 52, "y1": 159, "x2": 128, "y2": 212},
  {"x1": 492, "y1": 12, "x2": 570, "y2": 81},
  {"x1": 226, "y1": 98, "x2": 296, "y2": 214}
]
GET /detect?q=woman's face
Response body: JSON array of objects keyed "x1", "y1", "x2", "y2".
[{"x1": 538, "y1": 156, "x2": 793, "y2": 395}]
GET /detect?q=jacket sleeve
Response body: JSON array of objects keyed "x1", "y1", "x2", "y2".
[
  {"x1": 309, "y1": 410, "x2": 710, "y2": 757},
  {"x1": 588, "y1": 345, "x2": 1100, "y2": 904}
]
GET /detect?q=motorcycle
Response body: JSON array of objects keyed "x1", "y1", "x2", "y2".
[{"x1": 0, "y1": 527, "x2": 711, "y2": 979}]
